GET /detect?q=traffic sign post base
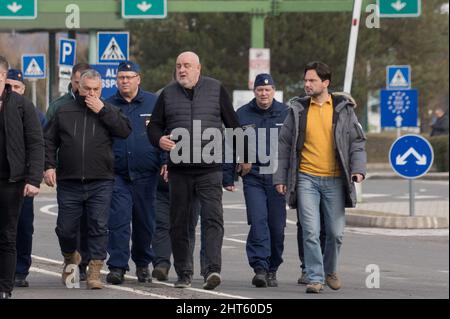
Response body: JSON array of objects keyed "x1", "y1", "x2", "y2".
[
  {"x1": 30, "y1": 79, "x2": 37, "y2": 107},
  {"x1": 409, "y1": 179, "x2": 415, "y2": 217}
]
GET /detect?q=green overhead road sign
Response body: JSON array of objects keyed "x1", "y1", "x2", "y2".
[
  {"x1": 377, "y1": 0, "x2": 421, "y2": 17},
  {"x1": 122, "y1": 0, "x2": 167, "y2": 19},
  {"x1": 0, "y1": 0, "x2": 37, "y2": 19}
]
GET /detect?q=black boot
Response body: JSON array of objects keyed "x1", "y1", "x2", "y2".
[
  {"x1": 267, "y1": 272, "x2": 278, "y2": 287},
  {"x1": 136, "y1": 267, "x2": 152, "y2": 283},
  {"x1": 106, "y1": 268, "x2": 125, "y2": 285},
  {"x1": 14, "y1": 274, "x2": 29, "y2": 288},
  {"x1": 79, "y1": 264, "x2": 87, "y2": 282},
  {"x1": 252, "y1": 269, "x2": 267, "y2": 288}
]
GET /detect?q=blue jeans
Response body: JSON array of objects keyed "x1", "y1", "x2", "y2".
[
  {"x1": 107, "y1": 174, "x2": 158, "y2": 270},
  {"x1": 243, "y1": 173, "x2": 286, "y2": 273},
  {"x1": 56, "y1": 180, "x2": 113, "y2": 260},
  {"x1": 297, "y1": 172, "x2": 345, "y2": 284}
]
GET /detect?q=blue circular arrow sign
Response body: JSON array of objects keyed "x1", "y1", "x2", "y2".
[{"x1": 389, "y1": 134, "x2": 434, "y2": 179}]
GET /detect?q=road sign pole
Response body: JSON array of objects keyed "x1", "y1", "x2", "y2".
[
  {"x1": 343, "y1": 0, "x2": 363, "y2": 203},
  {"x1": 31, "y1": 79, "x2": 37, "y2": 107},
  {"x1": 409, "y1": 179, "x2": 415, "y2": 216},
  {"x1": 343, "y1": 0, "x2": 362, "y2": 94},
  {"x1": 89, "y1": 31, "x2": 97, "y2": 64}
]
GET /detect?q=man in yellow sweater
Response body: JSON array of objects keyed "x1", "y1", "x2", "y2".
[{"x1": 274, "y1": 62, "x2": 366, "y2": 293}]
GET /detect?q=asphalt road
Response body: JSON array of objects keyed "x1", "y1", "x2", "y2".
[
  {"x1": 360, "y1": 179, "x2": 449, "y2": 203},
  {"x1": 11, "y1": 179, "x2": 449, "y2": 300}
]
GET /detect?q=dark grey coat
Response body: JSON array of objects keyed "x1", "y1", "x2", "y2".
[{"x1": 273, "y1": 94, "x2": 367, "y2": 208}]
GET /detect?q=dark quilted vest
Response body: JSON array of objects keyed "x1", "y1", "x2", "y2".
[{"x1": 163, "y1": 76, "x2": 222, "y2": 167}]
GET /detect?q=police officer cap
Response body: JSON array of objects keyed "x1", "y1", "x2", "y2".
[
  {"x1": 117, "y1": 61, "x2": 140, "y2": 73},
  {"x1": 7, "y1": 69, "x2": 24, "y2": 83},
  {"x1": 254, "y1": 73, "x2": 274, "y2": 89}
]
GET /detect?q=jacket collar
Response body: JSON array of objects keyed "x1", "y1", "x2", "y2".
[
  {"x1": 249, "y1": 98, "x2": 283, "y2": 114},
  {"x1": 113, "y1": 87, "x2": 145, "y2": 104},
  {"x1": 289, "y1": 93, "x2": 355, "y2": 113},
  {"x1": 1, "y1": 84, "x2": 12, "y2": 103}
]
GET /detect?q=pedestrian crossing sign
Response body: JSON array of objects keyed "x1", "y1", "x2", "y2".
[
  {"x1": 97, "y1": 32, "x2": 129, "y2": 64},
  {"x1": 21, "y1": 54, "x2": 46, "y2": 79},
  {"x1": 386, "y1": 65, "x2": 411, "y2": 90}
]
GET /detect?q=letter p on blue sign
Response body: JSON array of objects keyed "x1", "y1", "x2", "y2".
[{"x1": 59, "y1": 39, "x2": 77, "y2": 67}]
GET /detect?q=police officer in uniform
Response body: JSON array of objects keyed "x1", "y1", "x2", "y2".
[
  {"x1": 106, "y1": 61, "x2": 161, "y2": 284},
  {"x1": 223, "y1": 74, "x2": 288, "y2": 288}
]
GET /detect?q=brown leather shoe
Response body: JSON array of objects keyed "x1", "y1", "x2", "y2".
[
  {"x1": 87, "y1": 260, "x2": 104, "y2": 289},
  {"x1": 306, "y1": 282, "x2": 324, "y2": 293},
  {"x1": 326, "y1": 273, "x2": 342, "y2": 290}
]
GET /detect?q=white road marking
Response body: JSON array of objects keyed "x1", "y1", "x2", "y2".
[
  {"x1": 31, "y1": 255, "x2": 249, "y2": 299},
  {"x1": 345, "y1": 227, "x2": 449, "y2": 237},
  {"x1": 40, "y1": 204, "x2": 58, "y2": 216},
  {"x1": 223, "y1": 237, "x2": 246, "y2": 244},
  {"x1": 227, "y1": 233, "x2": 248, "y2": 237},
  {"x1": 382, "y1": 276, "x2": 407, "y2": 281},
  {"x1": 224, "y1": 221, "x2": 248, "y2": 225},
  {"x1": 286, "y1": 218, "x2": 297, "y2": 225},
  {"x1": 362, "y1": 193, "x2": 389, "y2": 199},
  {"x1": 29, "y1": 266, "x2": 176, "y2": 299},
  {"x1": 34, "y1": 196, "x2": 58, "y2": 202},
  {"x1": 223, "y1": 204, "x2": 246, "y2": 210},
  {"x1": 396, "y1": 195, "x2": 442, "y2": 200}
]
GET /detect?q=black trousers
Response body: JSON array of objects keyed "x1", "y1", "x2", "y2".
[
  {"x1": 169, "y1": 170, "x2": 223, "y2": 278},
  {"x1": 152, "y1": 186, "x2": 206, "y2": 275},
  {"x1": 15, "y1": 196, "x2": 34, "y2": 276},
  {"x1": 0, "y1": 181, "x2": 24, "y2": 293}
]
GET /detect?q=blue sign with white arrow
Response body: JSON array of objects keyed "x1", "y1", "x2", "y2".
[
  {"x1": 389, "y1": 134, "x2": 434, "y2": 179},
  {"x1": 387, "y1": 65, "x2": 411, "y2": 89},
  {"x1": 21, "y1": 54, "x2": 46, "y2": 79},
  {"x1": 380, "y1": 89, "x2": 418, "y2": 128},
  {"x1": 59, "y1": 38, "x2": 77, "y2": 67},
  {"x1": 97, "y1": 32, "x2": 129, "y2": 64}
]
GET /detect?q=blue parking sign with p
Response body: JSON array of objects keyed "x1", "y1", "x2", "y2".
[{"x1": 59, "y1": 39, "x2": 76, "y2": 67}]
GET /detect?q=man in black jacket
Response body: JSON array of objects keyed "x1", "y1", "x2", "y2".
[
  {"x1": 430, "y1": 107, "x2": 449, "y2": 136},
  {"x1": 6, "y1": 69, "x2": 46, "y2": 289},
  {"x1": 0, "y1": 56, "x2": 44, "y2": 299},
  {"x1": 148, "y1": 51, "x2": 250, "y2": 290},
  {"x1": 44, "y1": 69, "x2": 131, "y2": 290}
]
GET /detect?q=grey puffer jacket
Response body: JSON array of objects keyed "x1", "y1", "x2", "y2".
[{"x1": 273, "y1": 93, "x2": 367, "y2": 208}]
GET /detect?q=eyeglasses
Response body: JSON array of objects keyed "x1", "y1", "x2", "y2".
[{"x1": 117, "y1": 74, "x2": 139, "y2": 81}]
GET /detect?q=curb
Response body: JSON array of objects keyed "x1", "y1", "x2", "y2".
[
  {"x1": 346, "y1": 210, "x2": 449, "y2": 229},
  {"x1": 366, "y1": 172, "x2": 449, "y2": 181}
]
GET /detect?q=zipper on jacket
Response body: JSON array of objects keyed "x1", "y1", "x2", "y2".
[
  {"x1": 334, "y1": 111, "x2": 351, "y2": 181},
  {"x1": 81, "y1": 108, "x2": 87, "y2": 181}
]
